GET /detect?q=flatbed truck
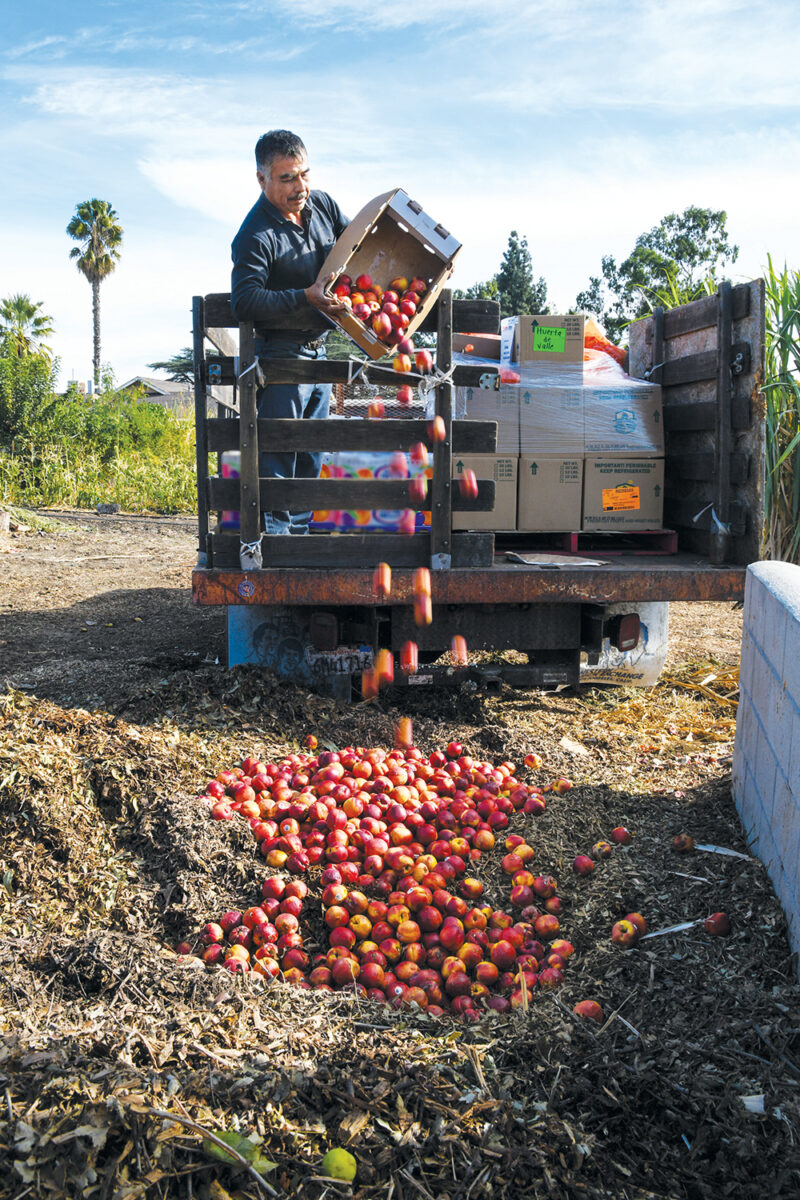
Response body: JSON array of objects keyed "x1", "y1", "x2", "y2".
[{"x1": 191, "y1": 279, "x2": 765, "y2": 697}]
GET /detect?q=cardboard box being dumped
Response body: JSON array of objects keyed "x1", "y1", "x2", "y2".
[{"x1": 317, "y1": 188, "x2": 460, "y2": 360}]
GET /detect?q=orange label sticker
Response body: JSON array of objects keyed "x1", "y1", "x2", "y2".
[{"x1": 602, "y1": 484, "x2": 640, "y2": 511}]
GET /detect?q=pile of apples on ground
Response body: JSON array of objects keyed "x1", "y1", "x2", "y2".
[{"x1": 177, "y1": 736, "x2": 729, "y2": 1023}]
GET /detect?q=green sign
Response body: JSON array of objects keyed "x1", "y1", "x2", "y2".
[{"x1": 532, "y1": 325, "x2": 567, "y2": 354}]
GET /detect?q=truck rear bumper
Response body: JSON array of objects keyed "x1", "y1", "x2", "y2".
[{"x1": 192, "y1": 555, "x2": 747, "y2": 608}]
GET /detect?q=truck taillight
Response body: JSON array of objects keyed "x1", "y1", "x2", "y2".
[{"x1": 608, "y1": 613, "x2": 640, "y2": 652}]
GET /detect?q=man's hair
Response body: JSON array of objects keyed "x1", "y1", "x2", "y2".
[{"x1": 255, "y1": 130, "x2": 307, "y2": 174}]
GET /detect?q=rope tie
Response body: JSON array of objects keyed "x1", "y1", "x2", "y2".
[
  {"x1": 239, "y1": 539, "x2": 263, "y2": 570},
  {"x1": 416, "y1": 362, "x2": 457, "y2": 403}
]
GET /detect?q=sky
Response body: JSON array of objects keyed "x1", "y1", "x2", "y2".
[{"x1": 2, "y1": 0, "x2": 799, "y2": 387}]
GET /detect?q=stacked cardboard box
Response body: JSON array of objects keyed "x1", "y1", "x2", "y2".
[
  {"x1": 452, "y1": 454, "x2": 518, "y2": 531},
  {"x1": 455, "y1": 377, "x2": 519, "y2": 454},
  {"x1": 501, "y1": 315, "x2": 585, "y2": 374},
  {"x1": 453, "y1": 315, "x2": 664, "y2": 533}
]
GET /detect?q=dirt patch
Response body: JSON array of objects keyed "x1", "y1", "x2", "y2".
[
  {"x1": 2, "y1": 512, "x2": 799, "y2": 1200},
  {"x1": 1, "y1": 512, "x2": 223, "y2": 709}
]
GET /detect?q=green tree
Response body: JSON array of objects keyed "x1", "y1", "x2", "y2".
[
  {"x1": 456, "y1": 231, "x2": 548, "y2": 320},
  {"x1": 147, "y1": 347, "x2": 195, "y2": 384},
  {"x1": 575, "y1": 206, "x2": 738, "y2": 342},
  {"x1": 496, "y1": 231, "x2": 548, "y2": 318},
  {"x1": 0, "y1": 294, "x2": 54, "y2": 358},
  {"x1": 66, "y1": 199, "x2": 124, "y2": 386},
  {"x1": 0, "y1": 345, "x2": 59, "y2": 445}
]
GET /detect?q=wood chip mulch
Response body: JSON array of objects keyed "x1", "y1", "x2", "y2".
[{"x1": 1, "y1": 661, "x2": 799, "y2": 1200}]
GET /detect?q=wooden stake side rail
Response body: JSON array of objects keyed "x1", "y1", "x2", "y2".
[
  {"x1": 430, "y1": 290, "x2": 454, "y2": 568},
  {"x1": 208, "y1": 287, "x2": 491, "y2": 571},
  {"x1": 192, "y1": 558, "x2": 747, "y2": 607},
  {"x1": 628, "y1": 278, "x2": 765, "y2": 568}
]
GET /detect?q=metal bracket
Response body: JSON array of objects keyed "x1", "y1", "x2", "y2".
[
  {"x1": 478, "y1": 371, "x2": 500, "y2": 391},
  {"x1": 731, "y1": 351, "x2": 744, "y2": 376},
  {"x1": 431, "y1": 552, "x2": 452, "y2": 571}
]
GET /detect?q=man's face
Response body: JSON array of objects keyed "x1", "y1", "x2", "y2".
[{"x1": 258, "y1": 152, "x2": 311, "y2": 219}]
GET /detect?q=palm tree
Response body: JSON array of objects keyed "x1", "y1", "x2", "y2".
[
  {"x1": 66, "y1": 199, "x2": 123, "y2": 386},
  {"x1": 0, "y1": 293, "x2": 54, "y2": 358}
]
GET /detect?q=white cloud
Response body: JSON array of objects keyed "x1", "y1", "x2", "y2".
[
  {"x1": 234, "y1": 0, "x2": 514, "y2": 33},
  {"x1": 3, "y1": 0, "x2": 799, "y2": 382}
]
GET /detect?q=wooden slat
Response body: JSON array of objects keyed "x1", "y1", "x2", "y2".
[
  {"x1": 211, "y1": 355, "x2": 501, "y2": 388},
  {"x1": 420, "y1": 298, "x2": 500, "y2": 334},
  {"x1": 202, "y1": 293, "x2": 500, "y2": 335},
  {"x1": 659, "y1": 282, "x2": 751, "y2": 341},
  {"x1": 207, "y1": 476, "x2": 496, "y2": 512},
  {"x1": 254, "y1": 357, "x2": 498, "y2": 389},
  {"x1": 206, "y1": 326, "x2": 237, "y2": 357},
  {"x1": 712, "y1": 281, "x2": 733, "y2": 563},
  {"x1": 652, "y1": 306, "x2": 664, "y2": 386},
  {"x1": 207, "y1": 387, "x2": 238, "y2": 414},
  {"x1": 663, "y1": 395, "x2": 751, "y2": 431},
  {"x1": 206, "y1": 417, "x2": 497, "y2": 455},
  {"x1": 193, "y1": 296, "x2": 210, "y2": 561},
  {"x1": 668, "y1": 451, "x2": 750, "y2": 484},
  {"x1": 661, "y1": 341, "x2": 750, "y2": 388},
  {"x1": 206, "y1": 354, "x2": 501, "y2": 390},
  {"x1": 430, "y1": 290, "x2": 454, "y2": 567},
  {"x1": 204, "y1": 294, "x2": 236, "y2": 327},
  {"x1": 238, "y1": 323, "x2": 260, "y2": 547},
  {"x1": 209, "y1": 530, "x2": 494, "y2": 569}
]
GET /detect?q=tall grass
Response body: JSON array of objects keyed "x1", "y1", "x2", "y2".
[
  {"x1": 763, "y1": 257, "x2": 800, "y2": 564},
  {"x1": 0, "y1": 353, "x2": 196, "y2": 513}
]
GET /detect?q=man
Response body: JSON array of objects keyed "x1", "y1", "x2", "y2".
[{"x1": 230, "y1": 129, "x2": 349, "y2": 534}]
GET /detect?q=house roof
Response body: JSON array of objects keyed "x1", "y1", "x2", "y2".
[{"x1": 116, "y1": 376, "x2": 190, "y2": 396}]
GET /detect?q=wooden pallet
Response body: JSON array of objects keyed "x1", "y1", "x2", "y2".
[{"x1": 495, "y1": 528, "x2": 679, "y2": 556}]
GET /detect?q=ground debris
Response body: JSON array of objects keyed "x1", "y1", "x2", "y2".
[{"x1": 1, "y1": 526, "x2": 799, "y2": 1199}]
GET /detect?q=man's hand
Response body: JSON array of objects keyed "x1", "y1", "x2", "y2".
[{"x1": 305, "y1": 273, "x2": 348, "y2": 316}]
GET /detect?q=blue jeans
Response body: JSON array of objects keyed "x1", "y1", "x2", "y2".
[{"x1": 256, "y1": 340, "x2": 331, "y2": 535}]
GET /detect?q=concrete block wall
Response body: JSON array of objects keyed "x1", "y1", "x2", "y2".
[{"x1": 733, "y1": 561, "x2": 800, "y2": 965}]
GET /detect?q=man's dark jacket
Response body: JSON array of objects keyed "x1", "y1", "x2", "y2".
[{"x1": 230, "y1": 189, "x2": 349, "y2": 344}]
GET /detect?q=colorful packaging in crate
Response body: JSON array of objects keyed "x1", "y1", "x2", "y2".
[
  {"x1": 220, "y1": 450, "x2": 241, "y2": 529},
  {"x1": 310, "y1": 450, "x2": 432, "y2": 532}
]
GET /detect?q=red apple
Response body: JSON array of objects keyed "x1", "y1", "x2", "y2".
[
  {"x1": 573, "y1": 999, "x2": 604, "y2": 1023},
  {"x1": 611, "y1": 919, "x2": 638, "y2": 948},
  {"x1": 625, "y1": 912, "x2": 647, "y2": 938}
]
